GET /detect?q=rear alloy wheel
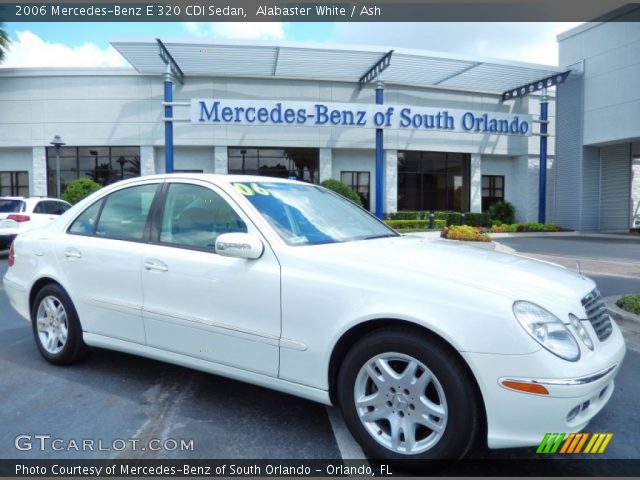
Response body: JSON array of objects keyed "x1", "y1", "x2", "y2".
[
  {"x1": 32, "y1": 284, "x2": 88, "y2": 365},
  {"x1": 338, "y1": 329, "x2": 480, "y2": 464},
  {"x1": 36, "y1": 296, "x2": 68, "y2": 355}
]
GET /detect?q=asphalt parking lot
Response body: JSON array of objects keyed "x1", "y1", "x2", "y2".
[{"x1": 1, "y1": 234, "x2": 639, "y2": 464}]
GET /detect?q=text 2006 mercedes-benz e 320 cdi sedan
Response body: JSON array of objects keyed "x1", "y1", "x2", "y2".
[{"x1": 3, "y1": 174, "x2": 626, "y2": 463}]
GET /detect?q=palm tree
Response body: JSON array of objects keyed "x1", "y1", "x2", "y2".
[{"x1": 0, "y1": 23, "x2": 9, "y2": 64}]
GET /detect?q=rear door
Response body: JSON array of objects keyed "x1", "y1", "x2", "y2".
[{"x1": 54, "y1": 181, "x2": 161, "y2": 344}]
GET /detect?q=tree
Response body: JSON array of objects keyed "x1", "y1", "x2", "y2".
[
  {"x1": 62, "y1": 178, "x2": 102, "y2": 205},
  {"x1": 0, "y1": 24, "x2": 10, "y2": 64},
  {"x1": 320, "y1": 179, "x2": 363, "y2": 206}
]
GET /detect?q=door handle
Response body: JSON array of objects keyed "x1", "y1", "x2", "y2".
[
  {"x1": 64, "y1": 248, "x2": 82, "y2": 259},
  {"x1": 143, "y1": 259, "x2": 168, "y2": 272}
]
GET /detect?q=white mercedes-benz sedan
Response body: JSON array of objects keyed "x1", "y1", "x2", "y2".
[{"x1": 3, "y1": 174, "x2": 626, "y2": 463}]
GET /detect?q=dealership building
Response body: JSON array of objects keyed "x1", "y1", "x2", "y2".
[
  {"x1": 556, "y1": 7, "x2": 640, "y2": 231},
  {"x1": 0, "y1": 20, "x2": 637, "y2": 229},
  {"x1": 0, "y1": 38, "x2": 563, "y2": 223}
]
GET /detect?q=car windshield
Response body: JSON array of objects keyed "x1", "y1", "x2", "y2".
[
  {"x1": 232, "y1": 181, "x2": 398, "y2": 246},
  {"x1": 0, "y1": 200, "x2": 25, "y2": 213}
]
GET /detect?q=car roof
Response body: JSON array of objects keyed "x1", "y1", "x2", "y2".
[
  {"x1": 135, "y1": 173, "x2": 306, "y2": 185},
  {"x1": 0, "y1": 197, "x2": 70, "y2": 205}
]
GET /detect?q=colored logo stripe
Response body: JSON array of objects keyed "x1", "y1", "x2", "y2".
[
  {"x1": 560, "y1": 433, "x2": 589, "y2": 453},
  {"x1": 536, "y1": 433, "x2": 565, "y2": 453},
  {"x1": 538, "y1": 433, "x2": 613, "y2": 454},
  {"x1": 584, "y1": 433, "x2": 613, "y2": 454}
]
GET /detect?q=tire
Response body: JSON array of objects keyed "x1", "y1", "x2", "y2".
[
  {"x1": 31, "y1": 284, "x2": 88, "y2": 365},
  {"x1": 337, "y1": 328, "x2": 480, "y2": 465}
]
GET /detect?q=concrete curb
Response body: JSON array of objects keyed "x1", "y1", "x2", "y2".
[{"x1": 605, "y1": 295, "x2": 640, "y2": 327}]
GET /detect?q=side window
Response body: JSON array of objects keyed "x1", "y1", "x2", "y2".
[
  {"x1": 69, "y1": 201, "x2": 102, "y2": 235},
  {"x1": 44, "y1": 201, "x2": 69, "y2": 215},
  {"x1": 33, "y1": 202, "x2": 45, "y2": 214},
  {"x1": 95, "y1": 184, "x2": 158, "y2": 241},
  {"x1": 159, "y1": 183, "x2": 247, "y2": 251}
]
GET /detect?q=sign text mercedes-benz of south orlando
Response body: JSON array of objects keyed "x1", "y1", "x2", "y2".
[{"x1": 192, "y1": 99, "x2": 532, "y2": 136}]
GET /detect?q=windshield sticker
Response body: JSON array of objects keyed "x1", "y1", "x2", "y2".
[{"x1": 234, "y1": 182, "x2": 270, "y2": 196}]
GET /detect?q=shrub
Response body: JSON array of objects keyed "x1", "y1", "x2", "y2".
[
  {"x1": 617, "y1": 295, "x2": 640, "y2": 315},
  {"x1": 384, "y1": 211, "x2": 423, "y2": 220},
  {"x1": 490, "y1": 223, "x2": 518, "y2": 233},
  {"x1": 384, "y1": 219, "x2": 446, "y2": 231},
  {"x1": 61, "y1": 178, "x2": 101, "y2": 205},
  {"x1": 464, "y1": 212, "x2": 490, "y2": 227},
  {"x1": 320, "y1": 179, "x2": 362, "y2": 206},
  {"x1": 441, "y1": 225, "x2": 491, "y2": 242},
  {"x1": 516, "y1": 222, "x2": 562, "y2": 232},
  {"x1": 445, "y1": 212, "x2": 462, "y2": 226},
  {"x1": 487, "y1": 201, "x2": 516, "y2": 225}
]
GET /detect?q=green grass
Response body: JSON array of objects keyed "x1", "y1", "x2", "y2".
[{"x1": 616, "y1": 294, "x2": 640, "y2": 315}]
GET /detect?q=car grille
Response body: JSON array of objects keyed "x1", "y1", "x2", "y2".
[{"x1": 581, "y1": 289, "x2": 613, "y2": 341}]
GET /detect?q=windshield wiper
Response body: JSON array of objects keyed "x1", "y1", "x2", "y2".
[{"x1": 361, "y1": 234, "x2": 397, "y2": 240}]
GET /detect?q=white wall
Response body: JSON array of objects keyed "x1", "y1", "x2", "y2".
[
  {"x1": 0, "y1": 69, "x2": 538, "y2": 156},
  {"x1": 332, "y1": 149, "x2": 375, "y2": 211},
  {"x1": 559, "y1": 20, "x2": 640, "y2": 146},
  {"x1": 154, "y1": 146, "x2": 216, "y2": 173}
]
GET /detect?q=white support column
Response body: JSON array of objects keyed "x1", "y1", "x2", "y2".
[
  {"x1": 470, "y1": 153, "x2": 482, "y2": 213},
  {"x1": 140, "y1": 146, "x2": 155, "y2": 177},
  {"x1": 319, "y1": 148, "x2": 332, "y2": 182},
  {"x1": 31, "y1": 147, "x2": 47, "y2": 197},
  {"x1": 384, "y1": 149, "x2": 398, "y2": 214},
  {"x1": 214, "y1": 146, "x2": 228, "y2": 174},
  {"x1": 632, "y1": 157, "x2": 640, "y2": 223}
]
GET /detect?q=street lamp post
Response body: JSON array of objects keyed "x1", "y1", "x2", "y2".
[
  {"x1": 117, "y1": 156, "x2": 127, "y2": 180},
  {"x1": 49, "y1": 135, "x2": 65, "y2": 198}
]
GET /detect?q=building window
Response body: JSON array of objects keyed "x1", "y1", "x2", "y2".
[
  {"x1": 482, "y1": 175, "x2": 505, "y2": 211},
  {"x1": 397, "y1": 151, "x2": 470, "y2": 211},
  {"x1": 0, "y1": 171, "x2": 29, "y2": 197},
  {"x1": 340, "y1": 171, "x2": 371, "y2": 210},
  {"x1": 228, "y1": 148, "x2": 319, "y2": 184},
  {"x1": 46, "y1": 146, "x2": 141, "y2": 196}
]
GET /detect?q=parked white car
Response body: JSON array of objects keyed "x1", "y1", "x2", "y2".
[
  {"x1": 0, "y1": 197, "x2": 71, "y2": 251},
  {"x1": 3, "y1": 175, "x2": 626, "y2": 463}
]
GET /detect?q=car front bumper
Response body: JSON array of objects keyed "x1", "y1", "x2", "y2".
[{"x1": 462, "y1": 320, "x2": 626, "y2": 449}]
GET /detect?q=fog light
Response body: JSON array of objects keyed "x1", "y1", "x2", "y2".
[{"x1": 567, "y1": 405, "x2": 581, "y2": 422}]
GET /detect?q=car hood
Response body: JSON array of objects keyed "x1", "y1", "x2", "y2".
[{"x1": 305, "y1": 235, "x2": 595, "y2": 304}]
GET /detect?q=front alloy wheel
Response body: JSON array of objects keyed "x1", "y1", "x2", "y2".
[
  {"x1": 354, "y1": 352, "x2": 448, "y2": 455},
  {"x1": 338, "y1": 328, "x2": 480, "y2": 463}
]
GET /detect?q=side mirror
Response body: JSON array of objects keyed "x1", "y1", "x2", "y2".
[{"x1": 215, "y1": 232, "x2": 264, "y2": 260}]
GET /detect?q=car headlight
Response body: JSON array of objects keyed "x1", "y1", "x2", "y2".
[
  {"x1": 569, "y1": 313, "x2": 594, "y2": 350},
  {"x1": 513, "y1": 301, "x2": 580, "y2": 362}
]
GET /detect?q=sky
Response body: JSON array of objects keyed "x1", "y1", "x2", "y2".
[{"x1": 0, "y1": 21, "x2": 582, "y2": 68}]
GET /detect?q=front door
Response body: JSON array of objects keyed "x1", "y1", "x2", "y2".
[{"x1": 141, "y1": 180, "x2": 281, "y2": 377}]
